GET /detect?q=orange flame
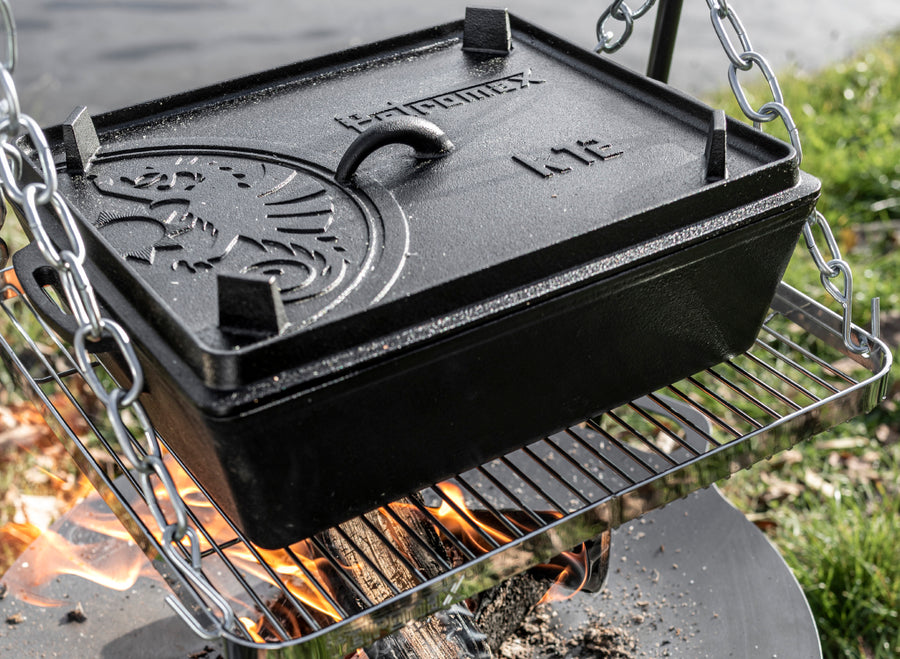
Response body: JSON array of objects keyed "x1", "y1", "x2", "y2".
[
  {"x1": 228, "y1": 541, "x2": 342, "y2": 623},
  {"x1": 537, "y1": 548, "x2": 590, "y2": 604},
  {"x1": 1, "y1": 514, "x2": 160, "y2": 607},
  {"x1": 240, "y1": 616, "x2": 266, "y2": 643},
  {"x1": 426, "y1": 482, "x2": 591, "y2": 604},
  {"x1": 431, "y1": 483, "x2": 515, "y2": 552},
  {"x1": 143, "y1": 456, "x2": 345, "y2": 630},
  {"x1": 0, "y1": 521, "x2": 42, "y2": 550},
  {"x1": 8, "y1": 459, "x2": 594, "y2": 639},
  {"x1": 2, "y1": 452, "x2": 343, "y2": 628}
]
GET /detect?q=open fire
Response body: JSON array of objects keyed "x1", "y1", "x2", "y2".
[{"x1": 1, "y1": 440, "x2": 593, "y2": 651}]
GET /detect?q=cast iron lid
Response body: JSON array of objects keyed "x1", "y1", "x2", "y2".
[{"x1": 25, "y1": 9, "x2": 805, "y2": 393}]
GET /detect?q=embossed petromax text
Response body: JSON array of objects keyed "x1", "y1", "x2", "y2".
[
  {"x1": 336, "y1": 69, "x2": 545, "y2": 133},
  {"x1": 512, "y1": 139, "x2": 623, "y2": 178}
]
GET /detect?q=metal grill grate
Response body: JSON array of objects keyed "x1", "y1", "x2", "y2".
[{"x1": 0, "y1": 269, "x2": 890, "y2": 658}]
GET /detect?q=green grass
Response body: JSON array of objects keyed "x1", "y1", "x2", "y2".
[
  {"x1": 708, "y1": 33, "x2": 900, "y2": 230},
  {"x1": 781, "y1": 481, "x2": 900, "y2": 657},
  {"x1": 710, "y1": 32, "x2": 900, "y2": 658}
]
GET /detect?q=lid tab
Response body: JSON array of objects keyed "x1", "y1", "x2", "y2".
[
  {"x1": 218, "y1": 273, "x2": 288, "y2": 338},
  {"x1": 705, "y1": 109, "x2": 728, "y2": 182},
  {"x1": 462, "y1": 7, "x2": 512, "y2": 55},
  {"x1": 62, "y1": 106, "x2": 100, "y2": 174}
]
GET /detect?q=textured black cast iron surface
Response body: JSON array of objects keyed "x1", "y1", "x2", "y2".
[{"x1": 14, "y1": 10, "x2": 819, "y2": 546}]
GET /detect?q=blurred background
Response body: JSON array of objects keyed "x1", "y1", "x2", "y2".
[{"x1": 12, "y1": 0, "x2": 900, "y2": 125}]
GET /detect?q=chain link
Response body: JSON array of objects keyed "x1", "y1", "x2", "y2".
[
  {"x1": 725, "y1": 50, "x2": 782, "y2": 122},
  {"x1": 0, "y1": 68, "x2": 20, "y2": 135},
  {"x1": 709, "y1": 0, "x2": 753, "y2": 71},
  {"x1": 803, "y1": 212, "x2": 870, "y2": 353},
  {"x1": 57, "y1": 249, "x2": 103, "y2": 337},
  {"x1": 0, "y1": 0, "x2": 12, "y2": 74},
  {"x1": 701, "y1": 0, "x2": 869, "y2": 354},
  {"x1": 0, "y1": 0, "x2": 235, "y2": 637},
  {"x1": 0, "y1": 1, "x2": 879, "y2": 646},
  {"x1": 595, "y1": 0, "x2": 658, "y2": 53},
  {"x1": 704, "y1": 0, "x2": 803, "y2": 162}
]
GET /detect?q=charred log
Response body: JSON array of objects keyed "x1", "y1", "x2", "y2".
[
  {"x1": 364, "y1": 605, "x2": 490, "y2": 659},
  {"x1": 472, "y1": 572, "x2": 548, "y2": 654},
  {"x1": 321, "y1": 496, "x2": 492, "y2": 658}
]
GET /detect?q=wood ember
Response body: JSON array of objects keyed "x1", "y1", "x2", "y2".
[
  {"x1": 5, "y1": 612, "x2": 24, "y2": 625},
  {"x1": 65, "y1": 601, "x2": 86, "y2": 623}
]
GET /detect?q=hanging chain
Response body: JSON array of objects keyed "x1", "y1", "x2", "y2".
[
  {"x1": 0, "y1": 1, "x2": 236, "y2": 638},
  {"x1": 595, "y1": 0, "x2": 658, "y2": 53},
  {"x1": 704, "y1": 0, "x2": 802, "y2": 161},
  {"x1": 701, "y1": 0, "x2": 869, "y2": 354},
  {"x1": 801, "y1": 211, "x2": 870, "y2": 353},
  {"x1": 596, "y1": 0, "x2": 872, "y2": 354}
]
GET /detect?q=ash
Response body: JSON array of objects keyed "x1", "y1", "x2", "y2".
[{"x1": 498, "y1": 604, "x2": 640, "y2": 659}]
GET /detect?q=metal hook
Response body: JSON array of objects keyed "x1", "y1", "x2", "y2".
[
  {"x1": 871, "y1": 297, "x2": 881, "y2": 340},
  {"x1": 165, "y1": 595, "x2": 223, "y2": 641}
]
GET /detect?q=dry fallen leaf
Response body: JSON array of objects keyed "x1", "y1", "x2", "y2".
[
  {"x1": 768, "y1": 448, "x2": 804, "y2": 467},
  {"x1": 803, "y1": 469, "x2": 836, "y2": 499},
  {"x1": 760, "y1": 470, "x2": 804, "y2": 503},
  {"x1": 815, "y1": 437, "x2": 870, "y2": 451},
  {"x1": 0, "y1": 423, "x2": 46, "y2": 453},
  {"x1": 23, "y1": 466, "x2": 50, "y2": 485}
]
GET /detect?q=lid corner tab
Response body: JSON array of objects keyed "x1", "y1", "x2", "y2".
[
  {"x1": 704, "y1": 109, "x2": 727, "y2": 183},
  {"x1": 462, "y1": 7, "x2": 512, "y2": 55},
  {"x1": 217, "y1": 272, "x2": 288, "y2": 338},
  {"x1": 62, "y1": 105, "x2": 100, "y2": 175}
]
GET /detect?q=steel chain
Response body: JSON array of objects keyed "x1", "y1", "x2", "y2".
[
  {"x1": 803, "y1": 212, "x2": 870, "y2": 353},
  {"x1": 0, "y1": 0, "x2": 235, "y2": 638},
  {"x1": 593, "y1": 0, "x2": 872, "y2": 352},
  {"x1": 595, "y1": 0, "x2": 658, "y2": 53},
  {"x1": 703, "y1": 0, "x2": 868, "y2": 354},
  {"x1": 704, "y1": 0, "x2": 803, "y2": 161}
]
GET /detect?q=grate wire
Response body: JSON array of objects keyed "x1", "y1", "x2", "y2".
[{"x1": 0, "y1": 274, "x2": 890, "y2": 658}]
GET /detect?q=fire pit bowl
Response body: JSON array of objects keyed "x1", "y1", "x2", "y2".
[{"x1": 0, "y1": 485, "x2": 822, "y2": 658}]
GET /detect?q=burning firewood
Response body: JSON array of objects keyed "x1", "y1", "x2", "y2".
[
  {"x1": 322, "y1": 496, "x2": 492, "y2": 658},
  {"x1": 364, "y1": 605, "x2": 491, "y2": 659},
  {"x1": 322, "y1": 490, "x2": 606, "y2": 657}
]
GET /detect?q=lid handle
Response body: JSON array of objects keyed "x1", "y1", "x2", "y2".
[{"x1": 335, "y1": 116, "x2": 454, "y2": 184}]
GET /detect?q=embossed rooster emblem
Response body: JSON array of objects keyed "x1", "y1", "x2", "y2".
[{"x1": 87, "y1": 156, "x2": 354, "y2": 303}]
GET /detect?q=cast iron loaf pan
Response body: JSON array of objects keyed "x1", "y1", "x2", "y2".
[{"x1": 13, "y1": 10, "x2": 819, "y2": 548}]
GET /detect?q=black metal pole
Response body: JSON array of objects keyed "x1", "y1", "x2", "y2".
[{"x1": 646, "y1": 0, "x2": 684, "y2": 83}]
